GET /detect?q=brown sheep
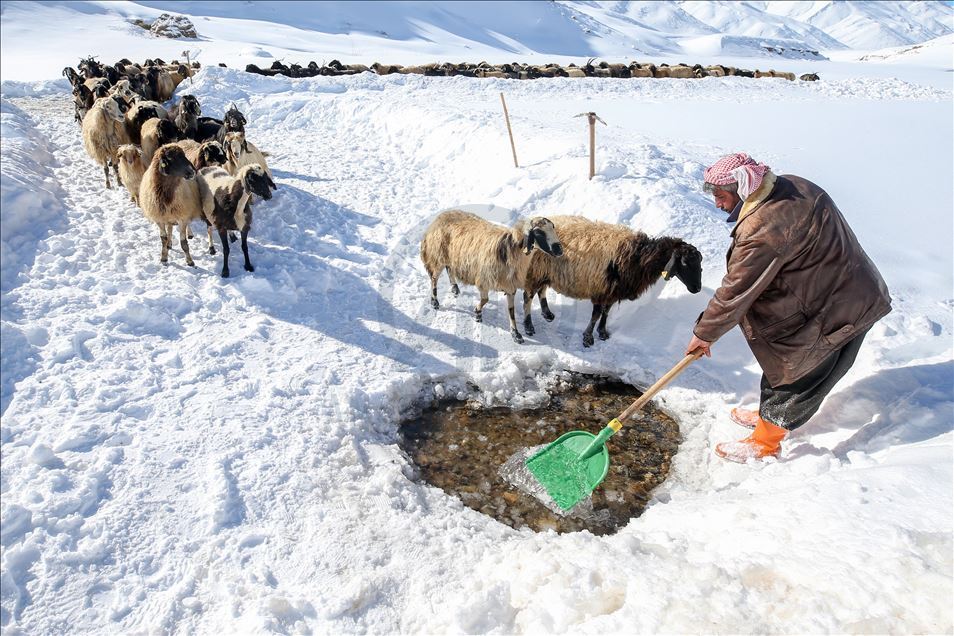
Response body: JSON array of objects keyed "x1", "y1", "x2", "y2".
[{"x1": 420, "y1": 210, "x2": 563, "y2": 343}]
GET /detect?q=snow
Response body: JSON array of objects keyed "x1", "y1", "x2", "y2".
[{"x1": 1, "y1": 1, "x2": 952, "y2": 634}]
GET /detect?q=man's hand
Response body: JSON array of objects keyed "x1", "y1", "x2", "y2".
[{"x1": 685, "y1": 334, "x2": 712, "y2": 358}]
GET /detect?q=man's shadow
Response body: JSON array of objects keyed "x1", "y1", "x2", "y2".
[{"x1": 786, "y1": 361, "x2": 953, "y2": 458}]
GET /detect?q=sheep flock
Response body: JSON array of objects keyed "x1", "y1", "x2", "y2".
[
  {"x1": 69, "y1": 55, "x2": 705, "y2": 346},
  {"x1": 67, "y1": 56, "x2": 275, "y2": 278}
]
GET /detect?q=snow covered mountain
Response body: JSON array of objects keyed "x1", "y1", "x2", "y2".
[{"x1": 2, "y1": 1, "x2": 949, "y2": 81}]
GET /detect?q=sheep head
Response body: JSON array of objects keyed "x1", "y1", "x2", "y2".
[
  {"x1": 240, "y1": 164, "x2": 276, "y2": 201},
  {"x1": 523, "y1": 217, "x2": 563, "y2": 257},
  {"x1": 223, "y1": 131, "x2": 248, "y2": 161},
  {"x1": 224, "y1": 105, "x2": 247, "y2": 132},
  {"x1": 198, "y1": 141, "x2": 227, "y2": 168},
  {"x1": 117, "y1": 144, "x2": 143, "y2": 165},
  {"x1": 156, "y1": 146, "x2": 195, "y2": 180},
  {"x1": 662, "y1": 242, "x2": 702, "y2": 293}
]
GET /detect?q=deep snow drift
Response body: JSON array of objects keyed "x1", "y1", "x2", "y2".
[{"x1": 1, "y1": 2, "x2": 952, "y2": 634}]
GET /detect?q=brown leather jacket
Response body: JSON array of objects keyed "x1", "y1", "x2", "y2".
[{"x1": 694, "y1": 173, "x2": 891, "y2": 387}]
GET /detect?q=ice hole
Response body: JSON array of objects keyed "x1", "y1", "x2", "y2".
[{"x1": 399, "y1": 374, "x2": 680, "y2": 536}]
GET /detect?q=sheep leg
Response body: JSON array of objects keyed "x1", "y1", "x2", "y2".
[
  {"x1": 474, "y1": 289, "x2": 489, "y2": 323},
  {"x1": 111, "y1": 160, "x2": 123, "y2": 188},
  {"x1": 240, "y1": 228, "x2": 254, "y2": 273},
  {"x1": 522, "y1": 289, "x2": 536, "y2": 336},
  {"x1": 582, "y1": 303, "x2": 602, "y2": 348},
  {"x1": 446, "y1": 267, "x2": 459, "y2": 296},
  {"x1": 218, "y1": 228, "x2": 231, "y2": 277},
  {"x1": 428, "y1": 267, "x2": 440, "y2": 309},
  {"x1": 206, "y1": 223, "x2": 216, "y2": 255},
  {"x1": 103, "y1": 163, "x2": 112, "y2": 189},
  {"x1": 229, "y1": 232, "x2": 238, "y2": 243},
  {"x1": 506, "y1": 292, "x2": 524, "y2": 344},
  {"x1": 159, "y1": 224, "x2": 170, "y2": 263},
  {"x1": 597, "y1": 306, "x2": 611, "y2": 341},
  {"x1": 178, "y1": 221, "x2": 196, "y2": 267},
  {"x1": 538, "y1": 286, "x2": 555, "y2": 322}
]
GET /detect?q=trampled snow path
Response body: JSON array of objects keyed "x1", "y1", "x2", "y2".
[{"x1": 2, "y1": 68, "x2": 952, "y2": 633}]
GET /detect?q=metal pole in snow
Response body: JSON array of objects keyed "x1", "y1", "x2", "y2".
[{"x1": 500, "y1": 93, "x2": 519, "y2": 168}]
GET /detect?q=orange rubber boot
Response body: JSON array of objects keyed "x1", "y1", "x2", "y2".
[
  {"x1": 730, "y1": 407, "x2": 759, "y2": 429},
  {"x1": 715, "y1": 418, "x2": 787, "y2": 463}
]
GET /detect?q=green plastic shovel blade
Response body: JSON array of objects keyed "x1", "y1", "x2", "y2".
[{"x1": 526, "y1": 430, "x2": 610, "y2": 511}]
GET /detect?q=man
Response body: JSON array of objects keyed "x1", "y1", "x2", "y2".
[{"x1": 686, "y1": 153, "x2": 891, "y2": 463}]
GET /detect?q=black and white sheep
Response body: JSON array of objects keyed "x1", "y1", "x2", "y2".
[
  {"x1": 420, "y1": 210, "x2": 563, "y2": 343},
  {"x1": 138, "y1": 144, "x2": 204, "y2": 267},
  {"x1": 81, "y1": 94, "x2": 131, "y2": 189},
  {"x1": 522, "y1": 215, "x2": 702, "y2": 347},
  {"x1": 197, "y1": 164, "x2": 276, "y2": 277}
]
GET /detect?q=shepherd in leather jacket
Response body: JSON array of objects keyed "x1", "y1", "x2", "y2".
[{"x1": 685, "y1": 153, "x2": 891, "y2": 463}]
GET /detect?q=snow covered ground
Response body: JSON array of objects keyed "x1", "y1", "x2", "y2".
[{"x1": 1, "y1": 2, "x2": 952, "y2": 634}]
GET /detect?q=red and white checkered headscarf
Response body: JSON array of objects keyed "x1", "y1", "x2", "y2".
[{"x1": 704, "y1": 153, "x2": 771, "y2": 200}]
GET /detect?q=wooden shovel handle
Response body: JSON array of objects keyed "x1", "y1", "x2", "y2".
[{"x1": 616, "y1": 351, "x2": 703, "y2": 424}]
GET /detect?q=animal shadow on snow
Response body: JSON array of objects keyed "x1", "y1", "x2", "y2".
[
  {"x1": 786, "y1": 360, "x2": 954, "y2": 459},
  {"x1": 270, "y1": 168, "x2": 329, "y2": 184},
  {"x1": 235, "y1": 188, "x2": 496, "y2": 372}
]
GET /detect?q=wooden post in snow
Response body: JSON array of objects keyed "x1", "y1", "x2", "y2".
[
  {"x1": 576, "y1": 111, "x2": 606, "y2": 180},
  {"x1": 182, "y1": 50, "x2": 194, "y2": 85},
  {"x1": 500, "y1": 93, "x2": 518, "y2": 168}
]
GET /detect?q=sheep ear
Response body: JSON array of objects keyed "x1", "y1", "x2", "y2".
[
  {"x1": 662, "y1": 253, "x2": 677, "y2": 280},
  {"x1": 523, "y1": 229, "x2": 536, "y2": 255},
  {"x1": 266, "y1": 175, "x2": 276, "y2": 190}
]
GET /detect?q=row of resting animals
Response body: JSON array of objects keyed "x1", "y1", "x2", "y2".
[
  {"x1": 421, "y1": 211, "x2": 703, "y2": 347},
  {"x1": 244, "y1": 58, "x2": 819, "y2": 81},
  {"x1": 65, "y1": 57, "x2": 276, "y2": 277}
]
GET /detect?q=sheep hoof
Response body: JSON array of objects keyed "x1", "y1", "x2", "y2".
[
  {"x1": 598, "y1": 328, "x2": 610, "y2": 341},
  {"x1": 221, "y1": 269, "x2": 230, "y2": 278},
  {"x1": 474, "y1": 311, "x2": 483, "y2": 323},
  {"x1": 430, "y1": 298, "x2": 440, "y2": 310},
  {"x1": 542, "y1": 309, "x2": 555, "y2": 322},
  {"x1": 245, "y1": 264, "x2": 255, "y2": 272},
  {"x1": 229, "y1": 232, "x2": 238, "y2": 243},
  {"x1": 511, "y1": 329, "x2": 524, "y2": 344},
  {"x1": 209, "y1": 246, "x2": 216, "y2": 255},
  {"x1": 451, "y1": 284, "x2": 460, "y2": 297},
  {"x1": 523, "y1": 316, "x2": 535, "y2": 336},
  {"x1": 582, "y1": 333, "x2": 595, "y2": 348}
]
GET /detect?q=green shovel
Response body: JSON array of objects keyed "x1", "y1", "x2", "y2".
[{"x1": 526, "y1": 351, "x2": 703, "y2": 511}]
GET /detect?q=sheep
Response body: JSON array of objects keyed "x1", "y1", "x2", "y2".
[
  {"x1": 172, "y1": 139, "x2": 228, "y2": 170},
  {"x1": 138, "y1": 144, "x2": 204, "y2": 267},
  {"x1": 144, "y1": 65, "x2": 175, "y2": 102},
  {"x1": 168, "y1": 94, "x2": 201, "y2": 140},
  {"x1": 223, "y1": 131, "x2": 273, "y2": 181},
  {"x1": 107, "y1": 79, "x2": 138, "y2": 107},
  {"x1": 81, "y1": 94, "x2": 131, "y2": 189},
  {"x1": 116, "y1": 144, "x2": 146, "y2": 204},
  {"x1": 197, "y1": 164, "x2": 276, "y2": 277},
  {"x1": 420, "y1": 210, "x2": 563, "y2": 344},
  {"x1": 522, "y1": 216, "x2": 703, "y2": 347},
  {"x1": 125, "y1": 100, "x2": 168, "y2": 144},
  {"x1": 141, "y1": 117, "x2": 180, "y2": 168},
  {"x1": 63, "y1": 66, "x2": 83, "y2": 88},
  {"x1": 214, "y1": 104, "x2": 246, "y2": 145}
]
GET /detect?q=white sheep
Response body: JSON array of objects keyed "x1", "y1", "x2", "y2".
[
  {"x1": 197, "y1": 164, "x2": 276, "y2": 277},
  {"x1": 116, "y1": 144, "x2": 145, "y2": 204},
  {"x1": 81, "y1": 94, "x2": 131, "y2": 189},
  {"x1": 223, "y1": 131, "x2": 273, "y2": 180},
  {"x1": 419, "y1": 210, "x2": 563, "y2": 343},
  {"x1": 138, "y1": 144, "x2": 206, "y2": 266},
  {"x1": 522, "y1": 215, "x2": 703, "y2": 347}
]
